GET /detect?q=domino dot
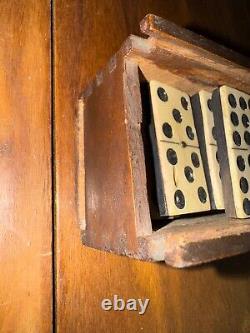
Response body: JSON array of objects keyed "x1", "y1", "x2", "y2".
[
  {"x1": 228, "y1": 93, "x2": 237, "y2": 108},
  {"x1": 162, "y1": 122, "x2": 173, "y2": 138},
  {"x1": 181, "y1": 97, "x2": 188, "y2": 110},
  {"x1": 230, "y1": 112, "x2": 239, "y2": 126},
  {"x1": 186, "y1": 126, "x2": 195, "y2": 140},
  {"x1": 174, "y1": 190, "x2": 185, "y2": 209},
  {"x1": 248, "y1": 99, "x2": 250, "y2": 109},
  {"x1": 233, "y1": 131, "x2": 241, "y2": 146},
  {"x1": 157, "y1": 87, "x2": 168, "y2": 102},
  {"x1": 172, "y1": 109, "x2": 182, "y2": 123},
  {"x1": 216, "y1": 151, "x2": 220, "y2": 162},
  {"x1": 240, "y1": 177, "x2": 249, "y2": 193},
  {"x1": 191, "y1": 152, "x2": 200, "y2": 168},
  {"x1": 242, "y1": 114, "x2": 249, "y2": 128},
  {"x1": 212, "y1": 126, "x2": 217, "y2": 140},
  {"x1": 248, "y1": 154, "x2": 250, "y2": 166},
  {"x1": 184, "y1": 166, "x2": 194, "y2": 183},
  {"x1": 239, "y1": 96, "x2": 247, "y2": 110},
  {"x1": 181, "y1": 141, "x2": 187, "y2": 148},
  {"x1": 237, "y1": 155, "x2": 245, "y2": 171},
  {"x1": 166, "y1": 148, "x2": 178, "y2": 165},
  {"x1": 244, "y1": 131, "x2": 250, "y2": 145},
  {"x1": 207, "y1": 98, "x2": 212, "y2": 111},
  {"x1": 243, "y1": 198, "x2": 250, "y2": 215},
  {"x1": 198, "y1": 187, "x2": 207, "y2": 203}
]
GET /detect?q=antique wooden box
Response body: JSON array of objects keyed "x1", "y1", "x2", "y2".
[{"x1": 76, "y1": 14, "x2": 250, "y2": 267}]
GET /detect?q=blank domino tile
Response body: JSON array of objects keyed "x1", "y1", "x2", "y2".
[
  {"x1": 149, "y1": 80, "x2": 211, "y2": 217},
  {"x1": 212, "y1": 85, "x2": 250, "y2": 218},
  {"x1": 191, "y1": 91, "x2": 224, "y2": 210}
]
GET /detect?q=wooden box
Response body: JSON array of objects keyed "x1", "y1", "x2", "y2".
[{"x1": 76, "y1": 14, "x2": 250, "y2": 268}]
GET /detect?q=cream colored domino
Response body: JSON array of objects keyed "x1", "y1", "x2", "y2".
[
  {"x1": 212, "y1": 85, "x2": 250, "y2": 218},
  {"x1": 191, "y1": 90, "x2": 224, "y2": 210},
  {"x1": 149, "y1": 80, "x2": 210, "y2": 217}
]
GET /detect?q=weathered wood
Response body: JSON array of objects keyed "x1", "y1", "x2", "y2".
[
  {"x1": 145, "y1": 215, "x2": 250, "y2": 267},
  {"x1": 83, "y1": 53, "x2": 141, "y2": 254},
  {"x1": 125, "y1": 35, "x2": 250, "y2": 94},
  {"x1": 0, "y1": 1, "x2": 52, "y2": 332},
  {"x1": 140, "y1": 14, "x2": 250, "y2": 67}
]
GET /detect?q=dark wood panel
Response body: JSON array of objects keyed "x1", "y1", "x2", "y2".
[
  {"x1": 54, "y1": 1, "x2": 250, "y2": 332},
  {"x1": 0, "y1": 1, "x2": 52, "y2": 332}
]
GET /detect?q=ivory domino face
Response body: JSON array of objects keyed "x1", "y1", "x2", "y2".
[
  {"x1": 149, "y1": 80, "x2": 210, "y2": 217},
  {"x1": 192, "y1": 90, "x2": 224, "y2": 210},
  {"x1": 212, "y1": 85, "x2": 250, "y2": 218}
]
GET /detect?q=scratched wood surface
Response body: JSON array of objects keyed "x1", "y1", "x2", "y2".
[
  {"x1": 54, "y1": 1, "x2": 250, "y2": 332},
  {"x1": 0, "y1": 1, "x2": 52, "y2": 332}
]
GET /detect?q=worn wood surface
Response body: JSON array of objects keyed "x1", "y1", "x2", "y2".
[
  {"x1": 83, "y1": 55, "x2": 142, "y2": 255},
  {"x1": 54, "y1": 1, "x2": 250, "y2": 332},
  {"x1": 146, "y1": 215, "x2": 250, "y2": 266},
  {"x1": 140, "y1": 14, "x2": 250, "y2": 67},
  {"x1": 0, "y1": 1, "x2": 52, "y2": 332}
]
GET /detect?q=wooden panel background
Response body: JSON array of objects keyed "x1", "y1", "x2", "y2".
[
  {"x1": 0, "y1": 1, "x2": 52, "y2": 332},
  {"x1": 54, "y1": 1, "x2": 250, "y2": 332}
]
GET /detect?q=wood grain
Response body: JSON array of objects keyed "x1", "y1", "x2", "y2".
[
  {"x1": 0, "y1": 1, "x2": 52, "y2": 332},
  {"x1": 54, "y1": 1, "x2": 250, "y2": 332}
]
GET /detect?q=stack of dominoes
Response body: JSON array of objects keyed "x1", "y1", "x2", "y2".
[{"x1": 149, "y1": 80, "x2": 250, "y2": 219}]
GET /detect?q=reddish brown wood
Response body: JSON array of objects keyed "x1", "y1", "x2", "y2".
[{"x1": 0, "y1": 1, "x2": 52, "y2": 331}]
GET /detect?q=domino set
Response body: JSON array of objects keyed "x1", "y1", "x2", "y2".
[
  {"x1": 80, "y1": 14, "x2": 250, "y2": 267},
  {"x1": 149, "y1": 80, "x2": 250, "y2": 219}
]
